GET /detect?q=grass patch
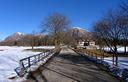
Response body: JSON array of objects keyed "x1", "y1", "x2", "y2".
[
  {"x1": 77, "y1": 48, "x2": 128, "y2": 57},
  {"x1": 105, "y1": 51, "x2": 128, "y2": 57},
  {"x1": 76, "y1": 48, "x2": 111, "y2": 57},
  {"x1": 118, "y1": 54, "x2": 128, "y2": 57}
]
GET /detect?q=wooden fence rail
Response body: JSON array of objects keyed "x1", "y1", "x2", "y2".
[
  {"x1": 15, "y1": 50, "x2": 53, "y2": 76},
  {"x1": 77, "y1": 49, "x2": 128, "y2": 69}
]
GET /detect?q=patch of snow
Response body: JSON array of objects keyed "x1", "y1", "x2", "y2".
[
  {"x1": 84, "y1": 51, "x2": 128, "y2": 81},
  {"x1": 73, "y1": 27, "x2": 83, "y2": 29},
  {"x1": 0, "y1": 46, "x2": 54, "y2": 82},
  {"x1": 73, "y1": 26, "x2": 89, "y2": 32},
  {"x1": 34, "y1": 46, "x2": 55, "y2": 49},
  {"x1": 104, "y1": 57, "x2": 128, "y2": 68},
  {"x1": 103, "y1": 46, "x2": 128, "y2": 53},
  {"x1": 15, "y1": 32, "x2": 23, "y2": 35},
  {"x1": 117, "y1": 47, "x2": 128, "y2": 53}
]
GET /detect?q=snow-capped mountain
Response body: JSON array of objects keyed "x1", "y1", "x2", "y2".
[
  {"x1": 72, "y1": 27, "x2": 89, "y2": 35},
  {"x1": 4, "y1": 32, "x2": 24, "y2": 42},
  {"x1": 15, "y1": 32, "x2": 24, "y2": 35},
  {"x1": 73, "y1": 27, "x2": 86, "y2": 30},
  {"x1": 69, "y1": 27, "x2": 94, "y2": 41}
]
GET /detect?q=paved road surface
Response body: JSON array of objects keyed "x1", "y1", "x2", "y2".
[{"x1": 25, "y1": 47, "x2": 119, "y2": 82}]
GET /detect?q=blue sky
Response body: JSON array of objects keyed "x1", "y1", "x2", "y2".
[{"x1": 0, "y1": 0, "x2": 121, "y2": 40}]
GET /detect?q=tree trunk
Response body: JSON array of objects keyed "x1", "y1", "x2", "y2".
[
  {"x1": 112, "y1": 54, "x2": 115, "y2": 65},
  {"x1": 114, "y1": 46, "x2": 118, "y2": 66},
  {"x1": 103, "y1": 53, "x2": 104, "y2": 60},
  {"x1": 115, "y1": 54, "x2": 118, "y2": 66},
  {"x1": 32, "y1": 46, "x2": 33, "y2": 50},
  {"x1": 124, "y1": 45, "x2": 127, "y2": 54}
]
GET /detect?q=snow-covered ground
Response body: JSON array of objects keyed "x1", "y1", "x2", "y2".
[
  {"x1": 0, "y1": 46, "x2": 54, "y2": 82},
  {"x1": 104, "y1": 57, "x2": 128, "y2": 68},
  {"x1": 102, "y1": 46, "x2": 128, "y2": 68},
  {"x1": 33, "y1": 46, "x2": 55, "y2": 50},
  {"x1": 103, "y1": 46, "x2": 128, "y2": 53}
]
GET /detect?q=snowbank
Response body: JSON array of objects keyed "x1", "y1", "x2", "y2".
[
  {"x1": 103, "y1": 46, "x2": 128, "y2": 53},
  {"x1": 83, "y1": 52, "x2": 128, "y2": 81},
  {"x1": 104, "y1": 57, "x2": 128, "y2": 69},
  {"x1": 0, "y1": 46, "x2": 54, "y2": 82}
]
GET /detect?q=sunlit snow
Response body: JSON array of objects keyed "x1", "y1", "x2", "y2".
[{"x1": 0, "y1": 46, "x2": 54, "y2": 82}]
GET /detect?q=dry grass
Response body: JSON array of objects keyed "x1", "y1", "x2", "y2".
[
  {"x1": 77, "y1": 48, "x2": 112, "y2": 57},
  {"x1": 25, "y1": 48, "x2": 51, "y2": 52}
]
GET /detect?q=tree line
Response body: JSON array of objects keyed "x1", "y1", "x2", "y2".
[{"x1": 0, "y1": 34, "x2": 54, "y2": 46}]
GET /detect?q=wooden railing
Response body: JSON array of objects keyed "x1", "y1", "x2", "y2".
[
  {"x1": 15, "y1": 50, "x2": 53, "y2": 76},
  {"x1": 77, "y1": 49, "x2": 128, "y2": 69},
  {"x1": 77, "y1": 49, "x2": 110, "y2": 60}
]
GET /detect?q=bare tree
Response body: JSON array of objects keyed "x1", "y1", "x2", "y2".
[
  {"x1": 117, "y1": 15, "x2": 128, "y2": 53},
  {"x1": 41, "y1": 13, "x2": 70, "y2": 48},
  {"x1": 93, "y1": 11, "x2": 123, "y2": 66},
  {"x1": 62, "y1": 29, "x2": 77, "y2": 47},
  {"x1": 120, "y1": 0, "x2": 128, "y2": 15},
  {"x1": 62, "y1": 28, "x2": 93, "y2": 48},
  {"x1": 22, "y1": 33, "x2": 36, "y2": 49},
  {"x1": 120, "y1": 0, "x2": 128, "y2": 53}
]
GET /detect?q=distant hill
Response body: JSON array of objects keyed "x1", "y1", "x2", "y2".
[
  {"x1": 0, "y1": 27, "x2": 94, "y2": 46},
  {"x1": 4, "y1": 32, "x2": 24, "y2": 42},
  {"x1": 72, "y1": 27, "x2": 89, "y2": 35},
  {"x1": 68, "y1": 27, "x2": 94, "y2": 41},
  {"x1": 0, "y1": 32, "x2": 45, "y2": 46}
]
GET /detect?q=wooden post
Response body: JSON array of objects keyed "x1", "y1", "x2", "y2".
[
  {"x1": 38, "y1": 54, "x2": 40, "y2": 61},
  {"x1": 28, "y1": 57, "x2": 31, "y2": 67},
  {"x1": 96, "y1": 53, "x2": 97, "y2": 59},
  {"x1": 19, "y1": 61, "x2": 25, "y2": 76},
  {"x1": 34, "y1": 56, "x2": 37, "y2": 63},
  {"x1": 103, "y1": 53, "x2": 104, "y2": 60}
]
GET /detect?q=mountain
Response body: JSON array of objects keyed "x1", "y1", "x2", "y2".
[
  {"x1": 69, "y1": 27, "x2": 94, "y2": 41},
  {"x1": 4, "y1": 32, "x2": 24, "y2": 42},
  {"x1": 70, "y1": 27, "x2": 90, "y2": 37},
  {"x1": 73, "y1": 27, "x2": 89, "y2": 35}
]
